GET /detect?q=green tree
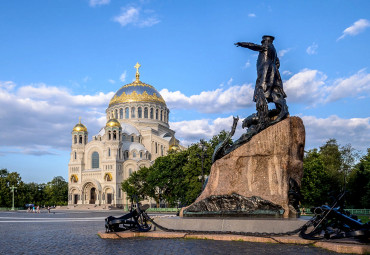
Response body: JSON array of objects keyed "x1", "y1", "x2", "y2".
[
  {"x1": 44, "y1": 176, "x2": 68, "y2": 206},
  {"x1": 0, "y1": 169, "x2": 26, "y2": 208},
  {"x1": 346, "y1": 148, "x2": 370, "y2": 208},
  {"x1": 301, "y1": 149, "x2": 331, "y2": 206}
]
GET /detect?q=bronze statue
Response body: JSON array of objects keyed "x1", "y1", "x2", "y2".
[
  {"x1": 212, "y1": 36, "x2": 290, "y2": 163},
  {"x1": 235, "y1": 35, "x2": 288, "y2": 122}
]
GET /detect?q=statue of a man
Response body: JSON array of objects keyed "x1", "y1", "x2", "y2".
[{"x1": 235, "y1": 35, "x2": 288, "y2": 121}]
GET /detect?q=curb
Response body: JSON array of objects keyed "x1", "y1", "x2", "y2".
[{"x1": 98, "y1": 231, "x2": 370, "y2": 254}]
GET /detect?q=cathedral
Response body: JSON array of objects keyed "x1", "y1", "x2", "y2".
[{"x1": 68, "y1": 63, "x2": 182, "y2": 208}]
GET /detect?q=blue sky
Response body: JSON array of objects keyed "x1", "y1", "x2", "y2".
[{"x1": 0, "y1": 0, "x2": 369, "y2": 183}]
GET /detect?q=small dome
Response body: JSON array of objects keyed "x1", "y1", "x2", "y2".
[
  {"x1": 106, "y1": 118, "x2": 121, "y2": 128},
  {"x1": 73, "y1": 118, "x2": 87, "y2": 132},
  {"x1": 122, "y1": 142, "x2": 148, "y2": 152},
  {"x1": 121, "y1": 123, "x2": 140, "y2": 136},
  {"x1": 169, "y1": 144, "x2": 181, "y2": 152}
]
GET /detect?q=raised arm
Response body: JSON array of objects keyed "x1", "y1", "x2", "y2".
[{"x1": 235, "y1": 42, "x2": 264, "y2": 51}]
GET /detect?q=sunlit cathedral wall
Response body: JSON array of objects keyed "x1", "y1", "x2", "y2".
[{"x1": 67, "y1": 63, "x2": 182, "y2": 208}]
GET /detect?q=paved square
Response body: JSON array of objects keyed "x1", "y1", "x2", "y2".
[{"x1": 0, "y1": 210, "x2": 340, "y2": 254}]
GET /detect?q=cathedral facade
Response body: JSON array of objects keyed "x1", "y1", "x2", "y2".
[{"x1": 68, "y1": 63, "x2": 181, "y2": 208}]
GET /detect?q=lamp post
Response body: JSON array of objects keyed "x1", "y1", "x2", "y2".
[
  {"x1": 197, "y1": 139, "x2": 208, "y2": 188},
  {"x1": 10, "y1": 186, "x2": 17, "y2": 211}
]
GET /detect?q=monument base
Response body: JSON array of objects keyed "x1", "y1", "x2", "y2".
[
  {"x1": 181, "y1": 117, "x2": 305, "y2": 218},
  {"x1": 153, "y1": 216, "x2": 309, "y2": 234},
  {"x1": 183, "y1": 193, "x2": 284, "y2": 218}
]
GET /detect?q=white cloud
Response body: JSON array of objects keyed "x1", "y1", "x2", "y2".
[
  {"x1": 302, "y1": 115, "x2": 370, "y2": 151},
  {"x1": 108, "y1": 79, "x2": 116, "y2": 84},
  {"x1": 325, "y1": 69, "x2": 370, "y2": 102},
  {"x1": 227, "y1": 78, "x2": 233, "y2": 86},
  {"x1": 243, "y1": 60, "x2": 251, "y2": 69},
  {"x1": 337, "y1": 19, "x2": 370, "y2": 41},
  {"x1": 120, "y1": 70, "x2": 127, "y2": 82},
  {"x1": 83, "y1": 76, "x2": 90, "y2": 82},
  {"x1": 278, "y1": 48, "x2": 290, "y2": 57},
  {"x1": 113, "y1": 7, "x2": 160, "y2": 27},
  {"x1": 171, "y1": 115, "x2": 370, "y2": 151},
  {"x1": 0, "y1": 81, "x2": 16, "y2": 91},
  {"x1": 284, "y1": 69, "x2": 327, "y2": 104},
  {"x1": 170, "y1": 116, "x2": 245, "y2": 146},
  {"x1": 282, "y1": 70, "x2": 292, "y2": 76},
  {"x1": 248, "y1": 13, "x2": 256, "y2": 18},
  {"x1": 306, "y1": 42, "x2": 318, "y2": 55},
  {"x1": 284, "y1": 68, "x2": 370, "y2": 105},
  {"x1": 0, "y1": 82, "x2": 113, "y2": 154},
  {"x1": 89, "y1": 0, "x2": 110, "y2": 7},
  {"x1": 160, "y1": 83, "x2": 255, "y2": 114}
]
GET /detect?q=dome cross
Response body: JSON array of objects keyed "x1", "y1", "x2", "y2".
[{"x1": 134, "y1": 62, "x2": 141, "y2": 83}]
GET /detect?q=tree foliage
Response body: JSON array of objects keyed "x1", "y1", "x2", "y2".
[
  {"x1": 301, "y1": 139, "x2": 365, "y2": 208},
  {"x1": 122, "y1": 130, "x2": 230, "y2": 207},
  {"x1": 0, "y1": 169, "x2": 68, "y2": 208}
]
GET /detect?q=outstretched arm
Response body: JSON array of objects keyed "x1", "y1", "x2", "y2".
[{"x1": 235, "y1": 42, "x2": 263, "y2": 51}]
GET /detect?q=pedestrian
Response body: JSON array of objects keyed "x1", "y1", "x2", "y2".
[
  {"x1": 27, "y1": 207, "x2": 30, "y2": 213},
  {"x1": 36, "y1": 205, "x2": 40, "y2": 213},
  {"x1": 47, "y1": 206, "x2": 50, "y2": 213},
  {"x1": 32, "y1": 206, "x2": 35, "y2": 213}
]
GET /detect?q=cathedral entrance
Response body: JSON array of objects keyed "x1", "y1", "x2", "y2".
[
  {"x1": 107, "y1": 193, "x2": 112, "y2": 204},
  {"x1": 74, "y1": 194, "x2": 78, "y2": 204},
  {"x1": 90, "y1": 187, "x2": 96, "y2": 204}
]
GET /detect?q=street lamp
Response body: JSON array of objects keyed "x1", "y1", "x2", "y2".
[
  {"x1": 197, "y1": 139, "x2": 208, "y2": 188},
  {"x1": 10, "y1": 186, "x2": 17, "y2": 211}
]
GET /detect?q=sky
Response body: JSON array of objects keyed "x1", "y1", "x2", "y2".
[{"x1": 0, "y1": 0, "x2": 369, "y2": 183}]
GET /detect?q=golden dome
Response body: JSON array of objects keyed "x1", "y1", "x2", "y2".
[
  {"x1": 169, "y1": 144, "x2": 181, "y2": 152},
  {"x1": 109, "y1": 63, "x2": 166, "y2": 107},
  {"x1": 73, "y1": 118, "x2": 87, "y2": 132},
  {"x1": 106, "y1": 118, "x2": 121, "y2": 128}
]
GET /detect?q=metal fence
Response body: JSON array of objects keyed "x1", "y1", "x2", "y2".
[
  {"x1": 346, "y1": 209, "x2": 370, "y2": 215},
  {"x1": 146, "y1": 208, "x2": 179, "y2": 213}
]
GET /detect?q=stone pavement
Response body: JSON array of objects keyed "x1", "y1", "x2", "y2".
[{"x1": 0, "y1": 210, "x2": 356, "y2": 255}]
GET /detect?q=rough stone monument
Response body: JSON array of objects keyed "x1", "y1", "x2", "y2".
[{"x1": 181, "y1": 36, "x2": 305, "y2": 218}]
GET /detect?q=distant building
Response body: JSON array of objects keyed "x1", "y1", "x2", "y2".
[{"x1": 68, "y1": 63, "x2": 182, "y2": 208}]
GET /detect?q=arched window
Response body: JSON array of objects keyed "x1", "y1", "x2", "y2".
[
  {"x1": 131, "y1": 136, "x2": 134, "y2": 142},
  {"x1": 138, "y1": 107, "x2": 142, "y2": 118},
  {"x1": 161, "y1": 145, "x2": 164, "y2": 156},
  {"x1": 108, "y1": 131, "x2": 111, "y2": 140},
  {"x1": 155, "y1": 142, "x2": 158, "y2": 153},
  {"x1": 125, "y1": 151, "x2": 129, "y2": 159},
  {"x1": 120, "y1": 108, "x2": 123, "y2": 119},
  {"x1": 119, "y1": 148, "x2": 121, "y2": 159},
  {"x1": 131, "y1": 107, "x2": 135, "y2": 118},
  {"x1": 140, "y1": 151, "x2": 143, "y2": 158},
  {"x1": 115, "y1": 109, "x2": 118, "y2": 119},
  {"x1": 150, "y1": 108, "x2": 153, "y2": 119},
  {"x1": 74, "y1": 151, "x2": 77, "y2": 160},
  {"x1": 113, "y1": 130, "x2": 117, "y2": 140},
  {"x1": 144, "y1": 107, "x2": 148, "y2": 118},
  {"x1": 156, "y1": 109, "x2": 158, "y2": 119},
  {"x1": 108, "y1": 148, "x2": 111, "y2": 157},
  {"x1": 160, "y1": 110, "x2": 163, "y2": 121},
  {"x1": 74, "y1": 135, "x2": 77, "y2": 144},
  {"x1": 92, "y1": 151, "x2": 99, "y2": 169},
  {"x1": 129, "y1": 168, "x2": 132, "y2": 176},
  {"x1": 167, "y1": 111, "x2": 169, "y2": 123},
  {"x1": 133, "y1": 151, "x2": 136, "y2": 158},
  {"x1": 125, "y1": 107, "x2": 129, "y2": 119},
  {"x1": 84, "y1": 135, "x2": 87, "y2": 144},
  {"x1": 79, "y1": 135, "x2": 83, "y2": 144}
]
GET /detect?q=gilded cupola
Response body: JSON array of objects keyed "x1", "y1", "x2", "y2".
[
  {"x1": 106, "y1": 118, "x2": 121, "y2": 128},
  {"x1": 72, "y1": 117, "x2": 87, "y2": 132},
  {"x1": 109, "y1": 62, "x2": 166, "y2": 107}
]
